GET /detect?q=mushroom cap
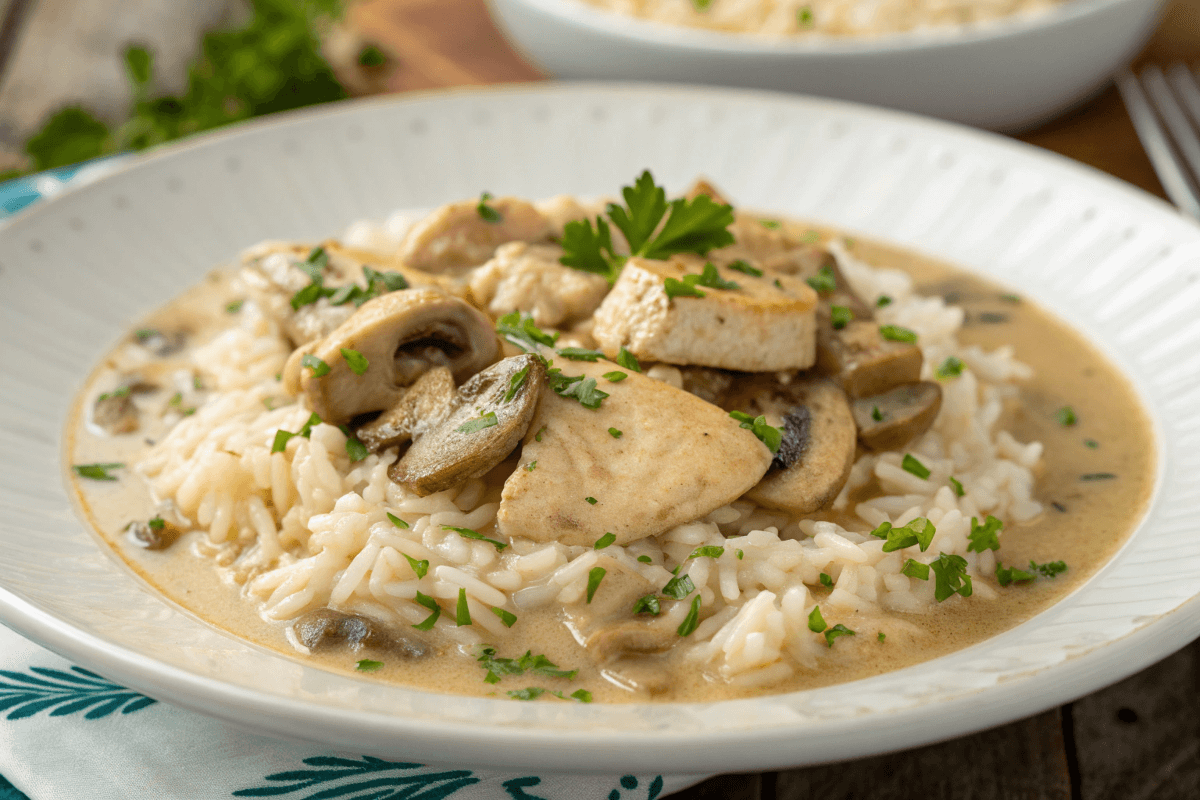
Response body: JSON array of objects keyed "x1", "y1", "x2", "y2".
[
  {"x1": 296, "y1": 289, "x2": 498, "y2": 425},
  {"x1": 389, "y1": 354, "x2": 546, "y2": 496},
  {"x1": 816, "y1": 319, "x2": 923, "y2": 398},
  {"x1": 355, "y1": 366, "x2": 457, "y2": 453},
  {"x1": 852, "y1": 381, "x2": 943, "y2": 452}
]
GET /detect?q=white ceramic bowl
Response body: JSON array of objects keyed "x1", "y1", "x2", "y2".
[
  {"x1": 2, "y1": 84, "x2": 1200, "y2": 774},
  {"x1": 487, "y1": 0, "x2": 1164, "y2": 131}
]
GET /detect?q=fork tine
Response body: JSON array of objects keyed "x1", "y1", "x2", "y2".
[
  {"x1": 1143, "y1": 66, "x2": 1200, "y2": 192},
  {"x1": 1165, "y1": 64, "x2": 1200, "y2": 132},
  {"x1": 1116, "y1": 68, "x2": 1200, "y2": 219}
]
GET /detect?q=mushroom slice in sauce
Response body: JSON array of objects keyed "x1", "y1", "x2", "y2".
[
  {"x1": 286, "y1": 289, "x2": 498, "y2": 425},
  {"x1": 389, "y1": 354, "x2": 546, "y2": 496},
  {"x1": 397, "y1": 197, "x2": 553, "y2": 273},
  {"x1": 591, "y1": 256, "x2": 819, "y2": 372},
  {"x1": 497, "y1": 360, "x2": 773, "y2": 547},
  {"x1": 93, "y1": 391, "x2": 139, "y2": 435},
  {"x1": 125, "y1": 518, "x2": 179, "y2": 550},
  {"x1": 355, "y1": 366, "x2": 456, "y2": 453},
  {"x1": 816, "y1": 320, "x2": 923, "y2": 399},
  {"x1": 852, "y1": 382, "x2": 943, "y2": 452},
  {"x1": 741, "y1": 379, "x2": 858, "y2": 515},
  {"x1": 134, "y1": 328, "x2": 187, "y2": 357},
  {"x1": 469, "y1": 242, "x2": 611, "y2": 329},
  {"x1": 292, "y1": 608, "x2": 430, "y2": 659}
]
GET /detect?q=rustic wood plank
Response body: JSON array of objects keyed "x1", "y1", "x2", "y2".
[
  {"x1": 1072, "y1": 639, "x2": 1200, "y2": 800},
  {"x1": 665, "y1": 771, "x2": 764, "y2": 800},
  {"x1": 773, "y1": 710, "x2": 1071, "y2": 800}
]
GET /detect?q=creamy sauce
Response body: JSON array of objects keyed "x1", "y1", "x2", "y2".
[{"x1": 65, "y1": 234, "x2": 1155, "y2": 704}]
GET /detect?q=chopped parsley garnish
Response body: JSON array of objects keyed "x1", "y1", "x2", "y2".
[
  {"x1": 477, "y1": 647, "x2": 577, "y2": 684},
  {"x1": 797, "y1": 5, "x2": 814, "y2": 25},
  {"x1": 476, "y1": 191, "x2": 502, "y2": 223},
  {"x1": 1085, "y1": 439, "x2": 1099, "y2": 449},
  {"x1": 301, "y1": 354, "x2": 330, "y2": 378},
  {"x1": 805, "y1": 264, "x2": 837, "y2": 294},
  {"x1": 340, "y1": 348, "x2": 369, "y2": 376},
  {"x1": 871, "y1": 518, "x2": 936, "y2": 553},
  {"x1": 492, "y1": 607, "x2": 518, "y2": 627},
  {"x1": 550, "y1": 373, "x2": 609, "y2": 409},
  {"x1": 736, "y1": 549, "x2": 744, "y2": 560},
  {"x1": 871, "y1": 406, "x2": 883, "y2": 422},
  {"x1": 299, "y1": 246, "x2": 328, "y2": 280},
  {"x1": 401, "y1": 552, "x2": 429, "y2": 579},
  {"x1": 457, "y1": 411, "x2": 499, "y2": 434},
  {"x1": 807, "y1": 606, "x2": 827, "y2": 633},
  {"x1": 729, "y1": 410, "x2": 783, "y2": 453},
  {"x1": 412, "y1": 592, "x2": 441, "y2": 630},
  {"x1": 967, "y1": 515, "x2": 1003, "y2": 553},
  {"x1": 936, "y1": 356, "x2": 965, "y2": 379},
  {"x1": 343, "y1": 432, "x2": 368, "y2": 463},
  {"x1": 662, "y1": 574, "x2": 696, "y2": 600},
  {"x1": 727, "y1": 259, "x2": 763, "y2": 277},
  {"x1": 995, "y1": 561, "x2": 1035, "y2": 587},
  {"x1": 930, "y1": 554, "x2": 973, "y2": 602},
  {"x1": 557, "y1": 347, "x2": 605, "y2": 362},
  {"x1": 168, "y1": 392, "x2": 196, "y2": 415},
  {"x1": 879, "y1": 325, "x2": 918, "y2": 343},
  {"x1": 759, "y1": 219, "x2": 780, "y2": 229},
  {"x1": 695, "y1": 262, "x2": 740, "y2": 291},
  {"x1": 506, "y1": 687, "x2": 592, "y2": 703},
  {"x1": 949, "y1": 476, "x2": 965, "y2": 497},
  {"x1": 800, "y1": 230, "x2": 820, "y2": 243},
  {"x1": 585, "y1": 496, "x2": 598, "y2": 505},
  {"x1": 608, "y1": 427, "x2": 623, "y2": 439},
  {"x1": 441, "y1": 525, "x2": 508, "y2": 551},
  {"x1": 355, "y1": 659, "x2": 384, "y2": 672},
  {"x1": 387, "y1": 512, "x2": 409, "y2": 529},
  {"x1": 664, "y1": 276, "x2": 706, "y2": 299},
  {"x1": 594, "y1": 532, "x2": 616, "y2": 549},
  {"x1": 1000, "y1": 293, "x2": 1022, "y2": 303},
  {"x1": 632, "y1": 594, "x2": 661, "y2": 615},
  {"x1": 677, "y1": 595, "x2": 703, "y2": 636},
  {"x1": 689, "y1": 546, "x2": 725, "y2": 559},
  {"x1": 1081, "y1": 472, "x2": 1117, "y2": 482},
  {"x1": 586, "y1": 567, "x2": 607, "y2": 603},
  {"x1": 819, "y1": 572, "x2": 833, "y2": 587},
  {"x1": 637, "y1": 555, "x2": 654, "y2": 564},
  {"x1": 602, "y1": 371, "x2": 627, "y2": 383},
  {"x1": 534, "y1": 425, "x2": 547, "y2": 442},
  {"x1": 830, "y1": 305, "x2": 853, "y2": 329},
  {"x1": 901, "y1": 454, "x2": 931, "y2": 479},
  {"x1": 1056, "y1": 406, "x2": 1078, "y2": 426},
  {"x1": 148, "y1": 516, "x2": 165, "y2": 531},
  {"x1": 876, "y1": 295, "x2": 893, "y2": 307},
  {"x1": 225, "y1": 299, "x2": 244, "y2": 313},
  {"x1": 456, "y1": 588, "x2": 472, "y2": 626},
  {"x1": 496, "y1": 311, "x2": 558, "y2": 353},
  {"x1": 902, "y1": 559, "x2": 930, "y2": 580},
  {"x1": 524, "y1": 461, "x2": 537, "y2": 472},
  {"x1": 97, "y1": 386, "x2": 131, "y2": 401},
  {"x1": 271, "y1": 413, "x2": 323, "y2": 453},
  {"x1": 504, "y1": 366, "x2": 530, "y2": 403},
  {"x1": 824, "y1": 624, "x2": 855, "y2": 647},
  {"x1": 877, "y1": 632, "x2": 886, "y2": 642},
  {"x1": 1030, "y1": 560, "x2": 1068, "y2": 578},
  {"x1": 616, "y1": 347, "x2": 642, "y2": 372}
]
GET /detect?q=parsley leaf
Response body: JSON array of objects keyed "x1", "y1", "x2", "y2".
[
  {"x1": 633, "y1": 594, "x2": 661, "y2": 615},
  {"x1": 930, "y1": 554, "x2": 973, "y2": 602},
  {"x1": 936, "y1": 356, "x2": 965, "y2": 379},
  {"x1": 664, "y1": 276, "x2": 705, "y2": 299},
  {"x1": 412, "y1": 592, "x2": 441, "y2": 631},
  {"x1": 995, "y1": 561, "x2": 1035, "y2": 587},
  {"x1": 689, "y1": 546, "x2": 725, "y2": 559},
  {"x1": 457, "y1": 411, "x2": 499, "y2": 434},
  {"x1": 504, "y1": 366, "x2": 530, "y2": 402},
  {"x1": 727, "y1": 259, "x2": 763, "y2": 277},
  {"x1": 662, "y1": 574, "x2": 696, "y2": 600},
  {"x1": 586, "y1": 567, "x2": 607, "y2": 603},
  {"x1": 355, "y1": 659, "x2": 384, "y2": 672},
  {"x1": 340, "y1": 348, "x2": 369, "y2": 376},
  {"x1": 1056, "y1": 406, "x2": 1078, "y2": 426},
  {"x1": 870, "y1": 518, "x2": 936, "y2": 553},
  {"x1": 729, "y1": 411, "x2": 783, "y2": 453},
  {"x1": 607, "y1": 171, "x2": 668, "y2": 254},
  {"x1": 594, "y1": 532, "x2": 616, "y2": 549},
  {"x1": 553, "y1": 375, "x2": 609, "y2": 409},
  {"x1": 456, "y1": 588, "x2": 472, "y2": 626},
  {"x1": 694, "y1": 262, "x2": 740, "y2": 291},
  {"x1": 830, "y1": 305, "x2": 853, "y2": 329},
  {"x1": 1030, "y1": 560, "x2": 1068, "y2": 578},
  {"x1": 806, "y1": 265, "x2": 837, "y2": 294},
  {"x1": 901, "y1": 454, "x2": 931, "y2": 479},
  {"x1": 557, "y1": 347, "x2": 605, "y2": 362},
  {"x1": 616, "y1": 347, "x2": 642, "y2": 372},
  {"x1": 559, "y1": 216, "x2": 624, "y2": 282},
  {"x1": 949, "y1": 476, "x2": 965, "y2": 497},
  {"x1": 967, "y1": 515, "x2": 1003, "y2": 553},
  {"x1": 902, "y1": 559, "x2": 930, "y2": 580},
  {"x1": 73, "y1": 462, "x2": 124, "y2": 481},
  {"x1": 441, "y1": 525, "x2": 507, "y2": 551},
  {"x1": 387, "y1": 512, "x2": 409, "y2": 529},
  {"x1": 807, "y1": 606, "x2": 827, "y2": 633},
  {"x1": 879, "y1": 325, "x2": 918, "y2": 343},
  {"x1": 477, "y1": 647, "x2": 578, "y2": 684},
  {"x1": 602, "y1": 371, "x2": 627, "y2": 383},
  {"x1": 476, "y1": 192, "x2": 502, "y2": 223},
  {"x1": 492, "y1": 607, "x2": 518, "y2": 627},
  {"x1": 496, "y1": 311, "x2": 558, "y2": 352},
  {"x1": 301, "y1": 354, "x2": 330, "y2": 378},
  {"x1": 677, "y1": 595, "x2": 703, "y2": 636},
  {"x1": 401, "y1": 552, "x2": 428, "y2": 579},
  {"x1": 824, "y1": 624, "x2": 855, "y2": 647}
]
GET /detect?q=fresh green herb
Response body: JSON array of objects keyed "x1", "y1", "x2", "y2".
[
  {"x1": 559, "y1": 215, "x2": 623, "y2": 282},
  {"x1": 524, "y1": 461, "x2": 537, "y2": 472},
  {"x1": 387, "y1": 512, "x2": 409, "y2": 529},
  {"x1": 807, "y1": 606, "x2": 827, "y2": 633},
  {"x1": 301, "y1": 354, "x2": 330, "y2": 378},
  {"x1": 506, "y1": 687, "x2": 592, "y2": 702},
  {"x1": 880, "y1": 325, "x2": 918, "y2": 343},
  {"x1": 967, "y1": 515, "x2": 1003, "y2": 553},
  {"x1": 607, "y1": 427, "x2": 623, "y2": 439},
  {"x1": 355, "y1": 659, "x2": 384, "y2": 672},
  {"x1": 664, "y1": 276, "x2": 706, "y2": 299},
  {"x1": 476, "y1": 192, "x2": 502, "y2": 223},
  {"x1": 552, "y1": 374, "x2": 609, "y2": 409},
  {"x1": 298, "y1": 246, "x2": 328, "y2": 279},
  {"x1": 936, "y1": 356, "x2": 965, "y2": 379},
  {"x1": 824, "y1": 624, "x2": 856, "y2": 647},
  {"x1": 147, "y1": 516, "x2": 165, "y2": 531},
  {"x1": 457, "y1": 412, "x2": 499, "y2": 434},
  {"x1": 557, "y1": 347, "x2": 605, "y2": 362},
  {"x1": 357, "y1": 44, "x2": 387, "y2": 67},
  {"x1": 877, "y1": 632, "x2": 886, "y2": 642},
  {"x1": 496, "y1": 311, "x2": 558, "y2": 352},
  {"x1": 995, "y1": 561, "x2": 1035, "y2": 587},
  {"x1": 637, "y1": 555, "x2": 654, "y2": 564},
  {"x1": 876, "y1": 295, "x2": 893, "y2": 307},
  {"x1": 97, "y1": 386, "x2": 132, "y2": 402},
  {"x1": 797, "y1": 5, "x2": 814, "y2": 25},
  {"x1": 727, "y1": 260, "x2": 763, "y2": 277},
  {"x1": 167, "y1": 392, "x2": 196, "y2": 415},
  {"x1": 568, "y1": 689, "x2": 593, "y2": 702},
  {"x1": 632, "y1": 594, "x2": 661, "y2": 615},
  {"x1": 585, "y1": 497, "x2": 598, "y2": 505},
  {"x1": 441, "y1": 525, "x2": 508, "y2": 551},
  {"x1": 361, "y1": 267, "x2": 408, "y2": 295},
  {"x1": 689, "y1": 546, "x2": 725, "y2": 560},
  {"x1": 594, "y1": 532, "x2": 617, "y2": 549},
  {"x1": 602, "y1": 371, "x2": 627, "y2": 384},
  {"x1": 134, "y1": 329, "x2": 158, "y2": 342},
  {"x1": 830, "y1": 305, "x2": 853, "y2": 329},
  {"x1": 930, "y1": 554, "x2": 973, "y2": 602},
  {"x1": 616, "y1": 347, "x2": 642, "y2": 373},
  {"x1": 586, "y1": 567, "x2": 607, "y2": 603},
  {"x1": 871, "y1": 406, "x2": 884, "y2": 422},
  {"x1": 492, "y1": 607, "x2": 517, "y2": 628},
  {"x1": 269, "y1": 412, "x2": 323, "y2": 454},
  {"x1": 806, "y1": 265, "x2": 837, "y2": 294},
  {"x1": 1085, "y1": 439, "x2": 1099, "y2": 449},
  {"x1": 759, "y1": 219, "x2": 780, "y2": 229},
  {"x1": 413, "y1": 592, "x2": 441, "y2": 630},
  {"x1": 504, "y1": 366, "x2": 531, "y2": 403},
  {"x1": 1056, "y1": 406, "x2": 1078, "y2": 426},
  {"x1": 729, "y1": 411, "x2": 783, "y2": 453},
  {"x1": 695, "y1": 262, "x2": 740, "y2": 291},
  {"x1": 902, "y1": 559, "x2": 930, "y2": 580},
  {"x1": 456, "y1": 588, "x2": 472, "y2": 626},
  {"x1": 677, "y1": 595, "x2": 703, "y2": 636},
  {"x1": 1000, "y1": 293, "x2": 1022, "y2": 304},
  {"x1": 225, "y1": 299, "x2": 245, "y2": 313},
  {"x1": 340, "y1": 348, "x2": 369, "y2": 376},
  {"x1": 901, "y1": 454, "x2": 931, "y2": 479},
  {"x1": 949, "y1": 476, "x2": 965, "y2": 497},
  {"x1": 736, "y1": 550, "x2": 744, "y2": 560},
  {"x1": 344, "y1": 433, "x2": 368, "y2": 463},
  {"x1": 871, "y1": 518, "x2": 936, "y2": 553},
  {"x1": 289, "y1": 282, "x2": 332, "y2": 311},
  {"x1": 401, "y1": 552, "x2": 428, "y2": 579},
  {"x1": 1081, "y1": 473, "x2": 1117, "y2": 482},
  {"x1": 662, "y1": 574, "x2": 696, "y2": 600},
  {"x1": 799, "y1": 230, "x2": 820, "y2": 243},
  {"x1": 476, "y1": 647, "x2": 577, "y2": 684},
  {"x1": 534, "y1": 425, "x2": 547, "y2": 442},
  {"x1": 819, "y1": 572, "x2": 833, "y2": 587},
  {"x1": 1030, "y1": 560, "x2": 1068, "y2": 578}
]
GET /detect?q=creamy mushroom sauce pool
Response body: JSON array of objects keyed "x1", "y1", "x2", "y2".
[{"x1": 65, "y1": 223, "x2": 1154, "y2": 703}]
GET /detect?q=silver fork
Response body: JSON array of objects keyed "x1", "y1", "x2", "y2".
[{"x1": 1116, "y1": 64, "x2": 1200, "y2": 220}]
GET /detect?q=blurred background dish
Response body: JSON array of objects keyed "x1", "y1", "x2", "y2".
[{"x1": 486, "y1": 0, "x2": 1165, "y2": 130}]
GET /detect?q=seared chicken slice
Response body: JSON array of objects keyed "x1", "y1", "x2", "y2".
[
  {"x1": 398, "y1": 196, "x2": 552, "y2": 273},
  {"x1": 591, "y1": 257, "x2": 818, "y2": 372},
  {"x1": 497, "y1": 360, "x2": 773, "y2": 547},
  {"x1": 469, "y1": 242, "x2": 611, "y2": 329}
]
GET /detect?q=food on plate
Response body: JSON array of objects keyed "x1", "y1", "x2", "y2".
[
  {"x1": 67, "y1": 171, "x2": 1154, "y2": 703},
  {"x1": 579, "y1": 0, "x2": 1065, "y2": 36}
]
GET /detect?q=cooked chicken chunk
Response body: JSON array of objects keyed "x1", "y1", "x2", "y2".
[
  {"x1": 497, "y1": 360, "x2": 773, "y2": 546},
  {"x1": 591, "y1": 257, "x2": 818, "y2": 372},
  {"x1": 469, "y1": 242, "x2": 611, "y2": 328},
  {"x1": 397, "y1": 196, "x2": 553, "y2": 273}
]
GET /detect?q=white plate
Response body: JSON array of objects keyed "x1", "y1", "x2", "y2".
[{"x1": 1, "y1": 84, "x2": 1198, "y2": 774}]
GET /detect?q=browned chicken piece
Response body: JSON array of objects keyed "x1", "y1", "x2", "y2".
[
  {"x1": 397, "y1": 197, "x2": 553, "y2": 273},
  {"x1": 851, "y1": 382, "x2": 943, "y2": 451},
  {"x1": 469, "y1": 242, "x2": 611, "y2": 328}
]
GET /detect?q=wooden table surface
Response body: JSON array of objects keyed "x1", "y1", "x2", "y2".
[{"x1": 2, "y1": 0, "x2": 1198, "y2": 796}]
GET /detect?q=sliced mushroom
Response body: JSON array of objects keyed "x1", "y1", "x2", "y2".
[
  {"x1": 93, "y1": 391, "x2": 139, "y2": 434},
  {"x1": 355, "y1": 366, "x2": 456, "y2": 453},
  {"x1": 585, "y1": 620, "x2": 677, "y2": 663},
  {"x1": 742, "y1": 379, "x2": 858, "y2": 515},
  {"x1": 288, "y1": 289, "x2": 498, "y2": 425},
  {"x1": 389, "y1": 354, "x2": 545, "y2": 496},
  {"x1": 293, "y1": 608, "x2": 430, "y2": 659},
  {"x1": 134, "y1": 328, "x2": 186, "y2": 357},
  {"x1": 852, "y1": 382, "x2": 943, "y2": 451},
  {"x1": 398, "y1": 197, "x2": 553, "y2": 273},
  {"x1": 815, "y1": 320, "x2": 923, "y2": 399},
  {"x1": 125, "y1": 518, "x2": 179, "y2": 550}
]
